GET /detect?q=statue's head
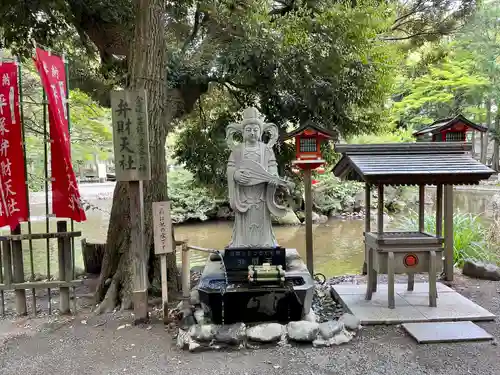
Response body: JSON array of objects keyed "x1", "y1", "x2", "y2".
[
  {"x1": 226, "y1": 106, "x2": 279, "y2": 151},
  {"x1": 241, "y1": 107, "x2": 262, "y2": 145}
]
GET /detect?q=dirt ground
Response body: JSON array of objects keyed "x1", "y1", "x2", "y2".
[{"x1": 0, "y1": 273, "x2": 498, "y2": 375}]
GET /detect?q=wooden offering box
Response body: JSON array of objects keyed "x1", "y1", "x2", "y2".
[{"x1": 365, "y1": 232, "x2": 443, "y2": 275}]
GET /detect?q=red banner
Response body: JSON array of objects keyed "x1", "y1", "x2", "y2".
[
  {"x1": 34, "y1": 48, "x2": 86, "y2": 222},
  {"x1": 0, "y1": 61, "x2": 29, "y2": 229}
]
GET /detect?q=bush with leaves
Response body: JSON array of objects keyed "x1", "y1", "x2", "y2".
[
  {"x1": 399, "y1": 210, "x2": 500, "y2": 267},
  {"x1": 168, "y1": 168, "x2": 226, "y2": 223}
]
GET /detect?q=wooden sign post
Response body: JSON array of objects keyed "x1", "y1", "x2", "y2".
[
  {"x1": 152, "y1": 201, "x2": 174, "y2": 322},
  {"x1": 111, "y1": 89, "x2": 151, "y2": 323}
]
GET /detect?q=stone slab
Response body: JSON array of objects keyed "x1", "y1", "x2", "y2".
[
  {"x1": 331, "y1": 283, "x2": 496, "y2": 325},
  {"x1": 402, "y1": 321, "x2": 494, "y2": 343}
]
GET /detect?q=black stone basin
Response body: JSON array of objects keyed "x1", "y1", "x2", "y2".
[{"x1": 197, "y1": 248, "x2": 314, "y2": 324}]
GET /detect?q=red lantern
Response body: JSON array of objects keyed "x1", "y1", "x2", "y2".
[{"x1": 282, "y1": 122, "x2": 335, "y2": 171}]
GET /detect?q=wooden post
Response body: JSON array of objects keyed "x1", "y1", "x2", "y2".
[
  {"x1": 377, "y1": 184, "x2": 384, "y2": 233},
  {"x1": 130, "y1": 181, "x2": 148, "y2": 322},
  {"x1": 160, "y1": 254, "x2": 168, "y2": 322},
  {"x1": 436, "y1": 184, "x2": 443, "y2": 237},
  {"x1": 429, "y1": 250, "x2": 437, "y2": 307},
  {"x1": 11, "y1": 225, "x2": 27, "y2": 316},
  {"x1": 418, "y1": 185, "x2": 425, "y2": 231},
  {"x1": 57, "y1": 221, "x2": 71, "y2": 314},
  {"x1": 181, "y1": 243, "x2": 190, "y2": 309},
  {"x1": 2, "y1": 240, "x2": 13, "y2": 286},
  {"x1": 152, "y1": 201, "x2": 174, "y2": 323},
  {"x1": 387, "y1": 252, "x2": 395, "y2": 309},
  {"x1": 443, "y1": 185, "x2": 454, "y2": 281},
  {"x1": 111, "y1": 90, "x2": 151, "y2": 323},
  {"x1": 304, "y1": 168, "x2": 314, "y2": 276},
  {"x1": 362, "y1": 183, "x2": 371, "y2": 275}
]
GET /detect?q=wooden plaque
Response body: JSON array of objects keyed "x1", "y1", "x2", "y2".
[
  {"x1": 152, "y1": 201, "x2": 173, "y2": 255},
  {"x1": 110, "y1": 90, "x2": 151, "y2": 181}
]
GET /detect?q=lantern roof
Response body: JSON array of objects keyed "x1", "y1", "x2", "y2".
[
  {"x1": 282, "y1": 121, "x2": 336, "y2": 141},
  {"x1": 412, "y1": 114, "x2": 487, "y2": 137}
]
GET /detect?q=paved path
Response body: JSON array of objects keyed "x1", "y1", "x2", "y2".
[{"x1": 0, "y1": 276, "x2": 498, "y2": 375}]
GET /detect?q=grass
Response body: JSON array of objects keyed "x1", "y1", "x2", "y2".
[{"x1": 399, "y1": 210, "x2": 500, "y2": 267}]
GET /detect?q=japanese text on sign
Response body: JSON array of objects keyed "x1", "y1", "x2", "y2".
[
  {"x1": 110, "y1": 90, "x2": 151, "y2": 181},
  {"x1": 152, "y1": 201, "x2": 173, "y2": 255},
  {"x1": 0, "y1": 61, "x2": 28, "y2": 229}
]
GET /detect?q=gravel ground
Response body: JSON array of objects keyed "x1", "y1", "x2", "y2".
[{"x1": 0, "y1": 273, "x2": 498, "y2": 375}]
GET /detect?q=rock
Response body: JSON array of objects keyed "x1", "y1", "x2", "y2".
[
  {"x1": 216, "y1": 206, "x2": 233, "y2": 220},
  {"x1": 194, "y1": 308, "x2": 206, "y2": 325},
  {"x1": 188, "y1": 340, "x2": 202, "y2": 352},
  {"x1": 353, "y1": 191, "x2": 365, "y2": 212},
  {"x1": 246, "y1": 323, "x2": 284, "y2": 343},
  {"x1": 339, "y1": 313, "x2": 361, "y2": 331},
  {"x1": 462, "y1": 259, "x2": 500, "y2": 281},
  {"x1": 312, "y1": 328, "x2": 354, "y2": 347},
  {"x1": 180, "y1": 308, "x2": 196, "y2": 328},
  {"x1": 311, "y1": 212, "x2": 328, "y2": 224},
  {"x1": 330, "y1": 329, "x2": 354, "y2": 345},
  {"x1": 176, "y1": 329, "x2": 190, "y2": 349},
  {"x1": 215, "y1": 323, "x2": 246, "y2": 345},
  {"x1": 274, "y1": 208, "x2": 301, "y2": 225},
  {"x1": 190, "y1": 288, "x2": 200, "y2": 305},
  {"x1": 189, "y1": 324, "x2": 218, "y2": 342},
  {"x1": 318, "y1": 320, "x2": 344, "y2": 339},
  {"x1": 286, "y1": 321, "x2": 319, "y2": 342},
  {"x1": 303, "y1": 310, "x2": 317, "y2": 323}
]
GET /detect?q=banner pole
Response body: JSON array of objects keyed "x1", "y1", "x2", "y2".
[
  {"x1": 63, "y1": 52, "x2": 77, "y2": 312},
  {"x1": 17, "y1": 57, "x2": 38, "y2": 315}
]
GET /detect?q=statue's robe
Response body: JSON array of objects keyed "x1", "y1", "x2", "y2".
[{"x1": 227, "y1": 142, "x2": 286, "y2": 248}]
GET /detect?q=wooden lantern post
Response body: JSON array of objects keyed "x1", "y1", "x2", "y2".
[{"x1": 283, "y1": 122, "x2": 335, "y2": 276}]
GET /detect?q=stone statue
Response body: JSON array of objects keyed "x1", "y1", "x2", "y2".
[{"x1": 226, "y1": 107, "x2": 294, "y2": 248}]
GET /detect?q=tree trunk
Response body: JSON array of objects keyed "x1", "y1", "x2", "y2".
[
  {"x1": 493, "y1": 108, "x2": 500, "y2": 172},
  {"x1": 94, "y1": 0, "x2": 179, "y2": 313},
  {"x1": 481, "y1": 98, "x2": 491, "y2": 164}
]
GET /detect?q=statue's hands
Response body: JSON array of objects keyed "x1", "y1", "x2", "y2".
[
  {"x1": 269, "y1": 179, "x2": 278, "y2": 187},
  {"x1": 234, "y1": 169, "x2": 250, "y2": 185}
]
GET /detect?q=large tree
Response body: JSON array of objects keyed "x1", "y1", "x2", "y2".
[{"x1": 0, "y1": 0, "x2": 479, "y2": 312}]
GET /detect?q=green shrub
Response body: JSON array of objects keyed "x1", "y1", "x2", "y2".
[
  {"x1": 312, "y1": 174, "x2": 363, "y2": 214},
  {"x1": 168, "y1": 168, "x2": 226, "y2": 223},
  {"x1": 398, "y1": 210, "x2": 499, "y2": 267}
]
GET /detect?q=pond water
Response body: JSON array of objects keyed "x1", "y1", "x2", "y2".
[{"x1": 4, "y1": 185, "x2": 499, "y2": 279}]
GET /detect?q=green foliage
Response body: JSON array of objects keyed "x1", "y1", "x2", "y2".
[
  {"x1": 399, "y1": 211, "x2": 500, "y2": 267},
  {"x1": 391, "y1": 43, "x2": 490, "y2": 128},
  {"x1": 346, "y1": 127, "x2": 415, "y2": 144},
  {"x1": 312, "y1": 174, "x2": 363, "y2": 214},
  {"x1": 167, "y1": 168, "x2": 226, "y2": 223}
]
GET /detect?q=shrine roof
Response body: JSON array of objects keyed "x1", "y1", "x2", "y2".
[
  {"x1": 332, "y1": 142, "x2": 494, "y2": 186},
  {"x1": 282, "y1": 122, "x2": 337, "y2": 141},
  {"x1": 413, "y1": 114, "x2": 487, "y2": 137}
]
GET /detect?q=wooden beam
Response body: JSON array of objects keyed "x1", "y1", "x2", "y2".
[
  {"x1": 0, "y1": 280, "x2": 83, "y2": 291},
  {"x1": 443, "y1": 185, "x2": 454, "y2": 281}
]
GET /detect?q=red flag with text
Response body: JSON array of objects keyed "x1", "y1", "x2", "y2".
[
  {"x1": 34, "y1": 48, "x2": 86, "y2": 222},
  {"x1": 0, "y1": 61, "x2": 29, "y2": 229}
]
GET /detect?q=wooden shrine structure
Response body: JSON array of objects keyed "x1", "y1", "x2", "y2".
[
  {"x1": 333, "y1": 143, "x2": 494, "y2": 309},
  {"x1": 413, "y1": 115, "x2": 487, "y2": 143}
]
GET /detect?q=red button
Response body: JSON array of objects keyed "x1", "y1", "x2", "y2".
[{"x1": 404, "y1": 254, "x2": 418, "y2": 267}]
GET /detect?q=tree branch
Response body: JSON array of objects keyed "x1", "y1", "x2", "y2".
[{"x1": 181, "y1": 3, "x2": 202, "y2": 54}]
